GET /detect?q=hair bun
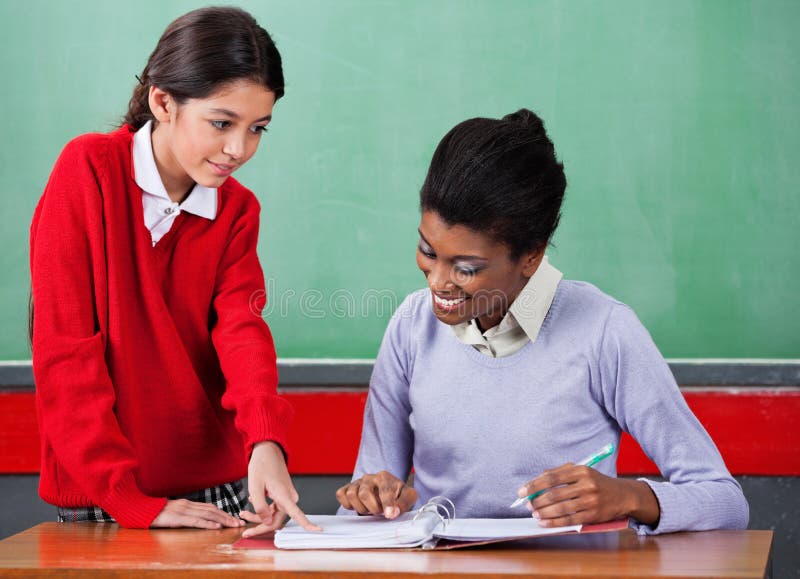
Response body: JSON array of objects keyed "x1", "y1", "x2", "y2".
[{"x1": 503, "y1": 108, "x2": 551, "y2": 147}]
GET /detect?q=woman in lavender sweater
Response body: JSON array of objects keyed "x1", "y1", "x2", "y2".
[{"x1": 336, "y1": 109, "x2": 748, "y2": 534}]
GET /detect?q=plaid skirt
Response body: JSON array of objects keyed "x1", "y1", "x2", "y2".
[{"x1": 57, "y1": 478, "x2": 249, "y2": 523}]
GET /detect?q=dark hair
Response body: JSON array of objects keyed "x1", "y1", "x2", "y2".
[
  {"x1": 124, "y1": 6, "x2": 285, "y2": 129},
  {"x1": 419, "y1": 109, "x2": 566, "y2": 260}
]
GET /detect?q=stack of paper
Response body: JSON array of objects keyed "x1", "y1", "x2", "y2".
[{"x1": 274, "y1": 511, "x2": 582, "y2": 550}]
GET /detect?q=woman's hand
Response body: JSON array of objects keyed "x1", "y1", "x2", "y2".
[
  {"x1": 241, "y1": 441, "x2": 321, "y2": 538},
  {"x1": 336, "y1": 471, "x2": 418, "y2": 519},
  {"x1": 151, "y1": 498, "x2": 245, "y2": 529},
  {"x1": 518, "y1": 463, "x2": 660, "y2": 527}
]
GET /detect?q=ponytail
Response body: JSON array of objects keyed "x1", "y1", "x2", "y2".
[{"x1": 124, "y1": 76, "x2": 152, "y2": 130}]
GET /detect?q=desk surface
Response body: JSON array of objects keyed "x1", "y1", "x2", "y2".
[{"x1": 0, "y1": 523, "x2": 773, "y2": 578}]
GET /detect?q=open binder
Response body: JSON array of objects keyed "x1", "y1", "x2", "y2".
[{"x1": 244, "y1": 496, "x2": 628, "y2": 551}]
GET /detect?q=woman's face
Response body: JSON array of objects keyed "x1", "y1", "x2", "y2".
[
  {"x1": 416, "y1": 210, "x2": 542, "y2": 330},
  {"x1": 150, "y1": 79, "x2": 275, "y2": 199}
]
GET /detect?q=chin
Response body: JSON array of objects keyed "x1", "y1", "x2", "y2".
[
  {"x1": 430, "y1": 305, "x2": 471, "y2": 326},
  {"x1": 198, "y1": 174, "x2": 229, "y2": 188}
]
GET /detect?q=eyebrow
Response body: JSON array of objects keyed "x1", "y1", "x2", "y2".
[
  {"x1": 417, "y1": 229, "x2": 489, "y2": 262},
  {"x1": 208, "y1": 108, "x2": 272, "y2": 123}
]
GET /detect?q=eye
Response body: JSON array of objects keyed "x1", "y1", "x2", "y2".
[
  {"x1": 211, "y1": 120, "x2": 230, "y2": 130},
  {"x1": 251, "y1": 125, "x2": 269, "y2": 135},
  {"x1": 454, "y1": 265, "x2": 480, "y2": 276},
  {"x1": 418, "y1": 243, "x2": 435, "y2": 259}
]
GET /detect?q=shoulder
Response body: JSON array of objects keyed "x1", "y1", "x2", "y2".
[
  {"x1": 549, "y1": 282, "x2": 667, "y2": 394},
  {"x1": 41, "y1": 128, "x2": 132, "y2": 205},
  {"x1": 558, "y1": 279, "x2": 624, "y2": 307},
  {"x1": 54, "y1": 132, "x2": 108, "y2": 168},
  {"x1": 382, "y1": 288, "x2": 442, "y2": 349},
  {"x1": 51, "y1": 126, "x2": 133, "y2": 178},
  {"x1": 375, "y1": 289, "x2": 437, "y2": 373},
  {"x1": 58, "y1": 126, "x2": 132, "y2": 160},
  {"x1": 548, "y1": 280, "x2": 645, "y2": 342},
  {"x1": 395, "y1": 288, "x2": 431, "y2": 316},
  {"x1": 551, "y1": 280, "x2": 626, "y2": 321},
  {"x1": 381, "y1": 289, "x2": 430, "y2": 336},
  {"x1": 391, "y1": 288, "x2": 433, "y2": 328}
]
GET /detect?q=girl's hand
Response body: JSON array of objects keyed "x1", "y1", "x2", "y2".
[
  {"x1": 518, "y1": 463, "x2": 660, "y2": 527},
  {"x1": 241, "y1": 441, "x2": 321, "y2": 538},
  {"x1": 151, "y1": 498, "x2": 245, "y2": 529},
  {"x1": 336, "y1": 471, "x2": 418, "y2": 519}
]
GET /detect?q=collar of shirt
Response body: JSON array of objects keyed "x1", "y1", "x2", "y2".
[
  {"x1": 451, "y1": 256, "x2": 564, "y2": 357},
  {"x1": 132, "y1": 120, "x2": 218, "y2": 221}
]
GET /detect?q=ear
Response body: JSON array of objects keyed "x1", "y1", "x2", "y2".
[
  {"x1": 520, "y1": 249, "x2": 545, "y2": 278},
  {"x1": 148, "y1": 86, "x2": 174, "y2": 124}
]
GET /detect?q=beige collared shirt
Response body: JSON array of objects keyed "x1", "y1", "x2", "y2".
[
  {"x1": 451, "y1": 256, "x2": 563, "y2": 357},
  {"x1": 133, "y1": 120, "x2": 218, "y2": 245}
]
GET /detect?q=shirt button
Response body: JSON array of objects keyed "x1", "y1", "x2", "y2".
[{"x1": 164, "y1": 207, "x2": 174, "y2": 215}]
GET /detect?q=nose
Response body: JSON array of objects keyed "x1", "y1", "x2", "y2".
[
  {"x1": 426, "y1": 260, "x2": 456, "y2": 291},
  {"x1": 222, "y1": 133, "x2": 246, "y2": 160}
]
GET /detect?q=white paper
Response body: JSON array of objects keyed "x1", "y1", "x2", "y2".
[
  {"x1": 436, "y1": 518, "x2": 582, "y2": 541},
  {"x1": 274, "y1": 511, "x2": 440, "y2": 549},
  {"x1": 274, "y1": 511, "x2": 583, "y2": 550}
]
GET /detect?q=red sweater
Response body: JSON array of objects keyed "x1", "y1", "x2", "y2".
[{"x1": 30, "y1": 126, "x2": 293, "y2": 528}]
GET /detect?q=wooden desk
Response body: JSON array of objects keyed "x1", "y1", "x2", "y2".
[{"x1": 0, "y1": 523, "x2": 773, "y2": 578}]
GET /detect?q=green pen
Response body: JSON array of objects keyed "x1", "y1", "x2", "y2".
[{"x1": 509, "y1": 442, "x2": 616, "y2": 508}]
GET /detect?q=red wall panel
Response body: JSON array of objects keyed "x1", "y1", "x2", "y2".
[{"x1": 2, "y1": 389, "x2": 798, "y2": 476}]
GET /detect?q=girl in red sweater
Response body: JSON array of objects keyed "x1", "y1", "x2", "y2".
[{"x1": 30, "y1": 7, "x2": 318, "y2": 535}]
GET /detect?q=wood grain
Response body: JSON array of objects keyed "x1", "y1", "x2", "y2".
[{"x1": 0, "y1": 523, "x2": 773, "y2": 578}]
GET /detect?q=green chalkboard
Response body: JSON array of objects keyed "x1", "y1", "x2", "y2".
[{"x1": 1, "y1": 0, "x2": 798, "y2": 359}]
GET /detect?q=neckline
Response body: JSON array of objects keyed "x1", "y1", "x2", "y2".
[
  {"x1": 449, "y1": 282, "x2": 566, "y2": 368},
  {"x1": 152, "y1": 212, "x2": 187, "y2": 251},
  {"x1": 125, "y1": 134, "x2": 187, "y2": 253},
  {"x1": 456, "y1": 332, "x2": 535, "y2": 367}
]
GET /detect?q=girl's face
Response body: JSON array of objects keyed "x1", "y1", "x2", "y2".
[
  {"x1": 149, "y1": 79, "x2": 275, "y2": 199},
  {"x1": 416, "y1": 211, "x2": 542, "y2": 330}
]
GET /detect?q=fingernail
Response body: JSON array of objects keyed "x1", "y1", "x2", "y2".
[
  {"x1": 384, "y1": 507, "x2": 393, "y2": 517},
  {"x1": 531, "y1": 510, "x2": 540, "y2": 520},
  {"x1": 517, "y1": 486, "x2": 527, "y2": 496},
  {"x1": 525, "y1": 502, "x2": 534, "y2": 512}
]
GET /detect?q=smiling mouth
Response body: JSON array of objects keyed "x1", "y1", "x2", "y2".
[
  {"x1": 209, "y1": 161, "x2": 236, "y2": 175},
  {"x1": 432, "y1": 293, "x2": 468, "y2": 311}
]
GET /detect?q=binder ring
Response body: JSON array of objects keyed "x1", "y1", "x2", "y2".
[
  {"x1": 411, "y1": 495, "x2": 456, "y2": 528},
  {"x1": 412, "y1": 506, "x2": 447, "y2": 529},
  {"x1": 427, "y1": 496, "x2": 456, "y2": 521}
]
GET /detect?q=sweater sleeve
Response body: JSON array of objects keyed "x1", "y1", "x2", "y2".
[
  {"x1": 212, "y1": 195, "x2": 293, "y2": 457},
  {"x1": 30, "y1": 137, "x2": 167, "y2": 528},
  {"x1": 598, "y1": 304, "x2": 749, "y2": 534},
  {"x1": 337, "y1": 295, "x2": 416, "y2": 515}
]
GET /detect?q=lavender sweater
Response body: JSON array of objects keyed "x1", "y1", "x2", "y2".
[{"x1": 344, "y1": 281, "x2": 748, "y2": 534}]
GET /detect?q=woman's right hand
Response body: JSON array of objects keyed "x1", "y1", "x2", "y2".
[
  {"x1": 336, "y1": 471, "x2": 418, "y2": 519},
  {"x1": 150, "y1": 498, "x2": 245, "y2": 529}
]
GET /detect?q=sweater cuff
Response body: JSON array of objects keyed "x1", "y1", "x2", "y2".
[
  {"x1": 242, "y1": 395, "x2": 294, "y2": 458},
  {"x1": 629, "y1": 478, "x2": 678, "y2": 535},
  {"x1": 100, "y1": 473, "x2": 167, "y2": 528}
]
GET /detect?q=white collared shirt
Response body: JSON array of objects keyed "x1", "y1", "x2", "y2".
[
  {"x1": 451, "y1": 256, "x2": 564, "y2": 358},
  {"x1": 132, "y1": 120, "x2": 218, "y2": 245}
]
